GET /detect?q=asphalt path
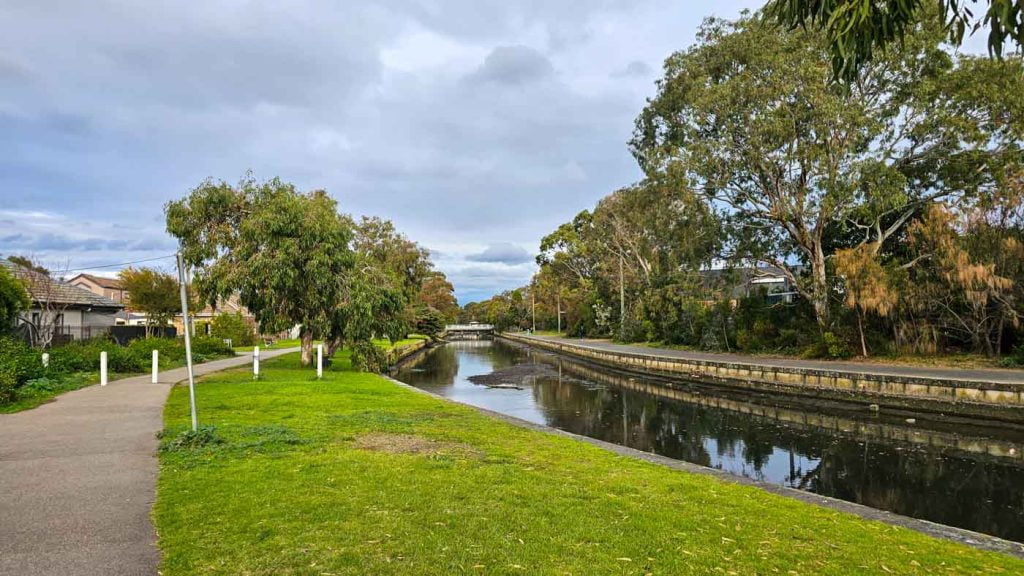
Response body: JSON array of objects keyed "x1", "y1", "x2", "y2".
[{"x1": 0, "y1": 347, "x2": 299, "y2": 576}]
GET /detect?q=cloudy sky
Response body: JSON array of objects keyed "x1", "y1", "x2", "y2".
[{"x1": 1, "y1": 0, "x2": 761, "y2": 303}]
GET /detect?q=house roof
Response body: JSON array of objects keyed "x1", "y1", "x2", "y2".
[
  {"x1": 69, "y1": 273, "x2": 124, "y2": 290},
  {"x1": 2, "y1": 260, "x2": 124, "y2": 310}
]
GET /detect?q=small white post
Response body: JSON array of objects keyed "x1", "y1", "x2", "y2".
[
  {"x1": 41, "y1": 352, "x2": 49, "y2": 368},
  {"x1": 253, "y1": 346, "x2": 260, "y2": 380},
  {"x1": 100, "y1": 351, "x2": 108, "y2": 386},
  {"x1": 152, "y1": 349, "x2": 159, "y2": 384},
  {"x1": 316, "y1": 344, "x2": 323, "y2": 379}
]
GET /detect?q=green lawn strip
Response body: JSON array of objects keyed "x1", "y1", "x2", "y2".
[
  {"x1": 156, "y1": 353, "x2": 1022, "y2": 575},
  {"x1": 1, "y1": 351, "x2": 236, "y2": 414},
  {"x1": 0, "y1": 371, "x2": 137, "y2": 413},
  {"x1": 234, "y1": 339, "x2": 304, "y2": 353}
]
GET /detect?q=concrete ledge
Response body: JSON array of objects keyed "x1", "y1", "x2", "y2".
[{"x1": 502, "y1": 333, "x2": 1024, "y2": 424}]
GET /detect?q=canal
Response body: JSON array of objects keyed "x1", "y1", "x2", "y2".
[{"x1": 393, "y1": 339, "x2": 1024, "y2": 543}]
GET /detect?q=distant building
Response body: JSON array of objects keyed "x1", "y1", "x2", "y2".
[
  {"x1": 702, "y1": 265, "x2": 802, "y2": 305},
  {"x1": 68, "y1": 273, "x2": 129, "y2": 304},
  {"x1": 173, "y1": 294, "x2": 257, "y2": 336},
  {"x1": 2, "y1": 260, "x2": 124, "y2": 344}
]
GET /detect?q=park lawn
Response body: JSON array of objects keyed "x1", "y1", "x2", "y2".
[
  {"x1": 155, "y1": 353, "x2": 1023, "y2": 576},
  {"x1": 0, "y1": 370, "x2": 138, "y2": 414},
  {"x1": 233, "y1": 338, "x2": 304, "y2": 353}
]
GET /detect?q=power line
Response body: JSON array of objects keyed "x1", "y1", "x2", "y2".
[{"x1": 60, "y1": 254, "x2": 178, "y2": 274}]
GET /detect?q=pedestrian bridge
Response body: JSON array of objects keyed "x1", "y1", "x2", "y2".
[{"x1": 445, "y1": 323, "x2": 495, "y2": 340}]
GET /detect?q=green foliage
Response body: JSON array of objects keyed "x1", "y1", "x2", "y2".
[
  {"x1": 166, "y1": 174, "x2": 355, "y2": 365},
  {"x1": 159, "y1": 425, "x2": 225, "y2": 453},
  {"x1": 0, "y1": 364, "x2": 17, "y2": 404},
  {"x1": 118, "y1": 267, "x2": 181, "y2": 329},
  {"x1": 349, "y1": 340, "x2": 389, "y2": 373},
  {"x1": 210, "y1": 312, "x2": 254, "y2": 347},
  {"x1": 766, "y1": 0, "x2": 1024, "y2": 82},
  {"x1": 414, "y1": 306, "x2": 445, "y2": 340},
  {"x1": 0, "y1": 336, "x2": 45, "y2": 384},
  {"x1": 0, "y1": 266, "x2": 30, "y2": 331}
]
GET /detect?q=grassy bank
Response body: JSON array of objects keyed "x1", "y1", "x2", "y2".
[{"x1": 155, "y1": 352, "x2": 1022, "y2": 575}]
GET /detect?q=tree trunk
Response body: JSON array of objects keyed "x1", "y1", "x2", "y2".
[
  {"x1": 300, "y1": 328, "x2": 313, "y2": 366},
  {"x1": 810, "y1": 255, "x2": 830, "y2": 333}
]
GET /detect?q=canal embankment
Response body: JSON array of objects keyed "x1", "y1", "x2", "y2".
[{"x1": 501, "y1": 333, "x2": 1024, "y2": 424}]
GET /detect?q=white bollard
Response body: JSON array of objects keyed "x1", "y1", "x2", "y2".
[
  {"x1": 152, "y1": 349, "x2": 159, "y2": 384},
  {"x1": 100, "y1": 351, "x2": 108, "y2": 386},
  {"x1": 253, "y1": 346, "x2": 260, "y2": 380},
  {"x1": 41, "y1": 352, "x2": 49, "y2": 368},
  {"x1": 316, "y1": 344, "x2": 323, "y2": 379}
]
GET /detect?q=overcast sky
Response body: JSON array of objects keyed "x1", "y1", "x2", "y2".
[{"x1": 1, "y1": 0, "x2": 762, "y2": 303}]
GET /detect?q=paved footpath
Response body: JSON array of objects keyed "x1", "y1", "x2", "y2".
[
  {"x1": 521, "y1": 335, "x2": 1024, "y2": 385},
  {"x1": 0, "y1": 348, "x2": 299, "y2": 576}
]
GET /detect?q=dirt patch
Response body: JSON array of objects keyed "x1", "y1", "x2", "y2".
[{"x1": 354, "y1": 433, "x2": 482, "y2": 458}]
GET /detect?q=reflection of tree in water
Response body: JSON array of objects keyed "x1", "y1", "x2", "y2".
[{"x1": 526, "y1": 356, "x2": 1024, "y2": 542}]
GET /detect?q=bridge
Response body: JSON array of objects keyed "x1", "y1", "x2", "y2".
[{"x1": 444, "y1": 323, "x2": 495, "y2": 340}]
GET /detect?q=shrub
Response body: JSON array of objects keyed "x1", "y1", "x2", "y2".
[
  {"x1": 210, "y1": 312, "x2": 255, "y2": 347},
  {"x1": 350, "y1": 340, "x2": 388, "y2": 373},
  {"x1": 0, "y1": 365, "x2": 17, "y2": 403},
  {"x1": 0, "y1": 336, "x2": 44, "y2": 384},
  {"x1": 192, "y1": 336, "x2": 235, "y2": 357},
  {"x1": 159, "y1": 425, "x2": 224, "y2": 452}
]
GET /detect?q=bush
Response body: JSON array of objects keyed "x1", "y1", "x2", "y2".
[
  {"x1": 0, "y1": 336, "x2": 44, "y2": 385},
  {"x1": 350, "y1": 340, "x2": 388, "y2": 373},
  {"x1": 999, "y1": 345, "x2": 1024, "y2": 368},
  {"x1": 192, "y1": 336, "x2": 235, "y2": 357},
  {"x1": 210, "y1": 312, "x2": 255, "y2": 347},
  {"x1": 0, "y1": 365, "x2": 17, "y2": 403},
  {"x1": 159, "y1": 425, "x2": 224, "y2": 453}
]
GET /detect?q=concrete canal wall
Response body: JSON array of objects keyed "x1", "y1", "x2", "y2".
[{"x1": 501, "y1": 333, "x2": 1024, "y2": 424}]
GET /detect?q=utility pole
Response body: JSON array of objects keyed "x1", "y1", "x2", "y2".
[
  {"x1": 176, "y1": 253, "x2": 198, "y2": 432},
  {"x1": 619, "y1": 254, "x2": 625, "y2": 324},
  {"x1": 557, "y1": 291, "x2": 562, "y2": 335},
  {"x1": 531, "y1": 287, "x2": 536, "y2": 333}
]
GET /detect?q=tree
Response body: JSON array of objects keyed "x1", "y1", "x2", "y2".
[
  {"x1": 631, "y1": 12, "x2": 1023, "y2": 333},
  {"x1": 118, "y1": 267, "x2": 180, "y2": 336},
  {"x1": 418, "y1": 272, "x2": 460, "y2": 323},
  {"x1": 766, "y1": 0, "x2": 1024, "y2": 82},
  {"x1": 7, "y1": 256, "x2": 49, "y2": 276},
  {"x1": 166, "y1": 175, "x2": 355, "y2": 366},
  {"x1": 7, "y1": 259, "x2": 70, "y2": 348},
  {"x1": 210, "y1": 311, "x2": 255, "y2": 346},
  {"x1": 0, "y1": 265, "x2": 30, "y2": 332}
]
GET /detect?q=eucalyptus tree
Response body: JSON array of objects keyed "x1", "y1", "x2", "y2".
[
  {"x1": 767, "y1": 0, "x2": 1024, "y2": 82},
  {"x1": 632, "y1": 12, "x2": 1024, "y2": 333},
  {"x1": 166, "y1": 175, "x2": 354, "y2": 366}
]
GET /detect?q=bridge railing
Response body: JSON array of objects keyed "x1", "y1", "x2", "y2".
[{"x1": 445, "y1": 324, "x2": 495, "y2": 331}]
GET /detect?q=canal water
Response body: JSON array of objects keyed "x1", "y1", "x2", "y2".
[{"x1": 393, "y1": 339, "x2": 1024, "y2": 542}]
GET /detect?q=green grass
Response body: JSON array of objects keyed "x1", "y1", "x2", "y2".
[
  {"x1": 0, "y1": 371, "x2": 138, "y2": 413},
  {"x1": 233, "y1": 338, "x2": 303, "y2": 353},
  {"x1": 156, "y1": 353, "x2": 1023, "y2": 575}
]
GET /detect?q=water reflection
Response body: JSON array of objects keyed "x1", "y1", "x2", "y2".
[{"x1": 394, "y1": 340, "x2": 1024, "y2": 542}]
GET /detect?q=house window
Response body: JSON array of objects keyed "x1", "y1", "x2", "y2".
[{"x1": 31, "y1": 312, "x2": 40, "y2": 326}]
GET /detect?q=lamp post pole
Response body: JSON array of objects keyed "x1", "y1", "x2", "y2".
[{"x1": 176, "y1": 252, "x2": 198, "y2": 431}]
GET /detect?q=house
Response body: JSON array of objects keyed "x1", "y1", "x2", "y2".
[
  {"x1": 702, "y1": 265, "x2": 802, "y2": 305},
  {"x1": 2, "y1": 260, "x2": 124, "y2": 344},
  {"x1": 172, "y1": 293, "x2": 257, "y2": 336},
  {"x1": 68, "y1": 273, "x2": 129, "y2": 304}
]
